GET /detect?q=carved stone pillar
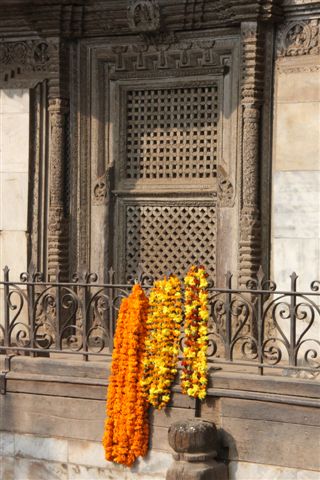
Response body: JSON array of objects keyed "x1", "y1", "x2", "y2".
[
  {"x1": 48, "y1": 98, "x2": 69, "y2": 280},
  {"x1": 239, "y1": 22, "x2": 265, "y2": 287},
  {"x1": 166, "y1": 420, "x2": 228, "y2": 480}
]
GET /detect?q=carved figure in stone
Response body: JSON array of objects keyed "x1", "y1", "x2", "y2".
[
  {"x1": 128, "y1": 0, "x2": 160, "y2": 33},
  {"x1": 277, "y1": 20, "x2": 319, "y2": 56},
  {"x1": 93, "y1": 170, "x2": 111, "y2": 206}
]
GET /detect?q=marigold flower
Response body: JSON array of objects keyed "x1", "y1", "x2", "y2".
[{"x1": 102, "y1": 285, "x2": 149, "y2": 467}]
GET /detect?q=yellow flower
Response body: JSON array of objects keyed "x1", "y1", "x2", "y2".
[
  {"x1": 141, "y1": 275, "x2": 182, "y2": 409},
  {"x1": 181, "y1": 266, "x2": 209, "y2": 401}
]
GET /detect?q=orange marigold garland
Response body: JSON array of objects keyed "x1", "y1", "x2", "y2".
[
  {"x1": 181, "y1": 266, "x2": 209, "y2": 400},
  {"x1": 141, "y1": 275, "x2": 182, "y2": 409},
  {"x1": 102, "y1": 284, "x2": 149, "y2": 467}
]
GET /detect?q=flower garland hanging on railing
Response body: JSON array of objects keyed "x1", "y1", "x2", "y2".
[
  {"x1": 102, "y1": 284, "x2": 149, "y2": 467},
  {"x1": 141, "y1": 275, "x2": 183, "y2": 409},
  {"x1": 181, "y1": 266, "x2": 209, "y2": 400}
]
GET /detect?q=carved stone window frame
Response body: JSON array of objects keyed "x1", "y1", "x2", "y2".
[{"x1": 76, "y1": 31, "x2": 240, "y2": 282}]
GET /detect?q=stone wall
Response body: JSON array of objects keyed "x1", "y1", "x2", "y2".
[
  {"x1": 1, "y1": 357, "x2": 319, "y2": 480},
  {"x1": 0, "y1": 89, "x2": 29, "y2": 279},
  {"x1": 272, "y1": 52, "x2": 320, "y2": 290}
]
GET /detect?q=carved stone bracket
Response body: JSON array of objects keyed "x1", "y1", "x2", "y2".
[{"x1": 277, "y1": 19, "x2": 319, "y2": 57}]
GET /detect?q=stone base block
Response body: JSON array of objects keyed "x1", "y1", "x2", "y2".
[{"x1": 167, "y1": 459, "x2": 228, "y2": 480}]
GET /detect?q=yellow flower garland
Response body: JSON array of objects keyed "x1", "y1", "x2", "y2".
[
  {"x1": 181, "y1": 266, "x2": 209, "y2": 400},
  {"x1": 141, "y1": 275, "x2": 182, "y2": 409},
  {"x1": 102, "y1": 284, "x2": 149, "y2": 467}
]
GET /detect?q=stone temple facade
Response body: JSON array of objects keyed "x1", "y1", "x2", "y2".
[{"x1": 0, "y1": 1, "x2": 319, "y2": 479}]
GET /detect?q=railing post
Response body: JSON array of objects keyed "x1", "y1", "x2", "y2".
[
  {"x1": 82, "y1": 271, "x2": 89, "y2": 361},
  {"x1": 3, "y1": 266, "x2": 10, "y2": 349},
  {"x1": 28, "y1": 269, "x2": 35, "y2": 357},
  {"x1": 55, "y1": 267, "x2": 61, "y2": 351},
  {"x1": 256, "y1": 267, "x2": 265, "y2": 375},
  {"x1": 224, "y1": 272, "x2": 232, "y2": 361},
  {"x1": 289, "y1": 272, "x2": 298, "y2": 367},
  {"x1": 108, "y1": 267, "x2": 115, "y2": 352}
]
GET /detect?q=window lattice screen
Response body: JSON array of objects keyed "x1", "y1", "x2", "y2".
[
  {"x1": 126, "y1": 86, "x2": 218, "y2": 180},
  {"x1": 125, "y1": 204, "x2": 216, "y2": 280}
]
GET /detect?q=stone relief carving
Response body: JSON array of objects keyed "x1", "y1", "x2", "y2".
[
  {"x1": 0, "y1": 39, "x2": 55, "y2": 85},
  {"x1": 277, "y1": 20, "x2": 319, "y2": 56},
  {"x1": 105, "y1": 39, "x2": 223, "y2": 75},
  {"x1": 127, "y1": 0, "x2": 160, "y2": 33},
  {"x1": 217, "y1": 166, "x2": 234, "y2": 208},
  {"x1": 93, "y1": 170, "x2": 111, "y2": 206}
]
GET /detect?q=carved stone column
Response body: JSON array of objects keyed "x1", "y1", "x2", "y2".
[
  {"x1": 48, "y1": 98, "x2": 69, "y2": 280},
  {"x1": 239, "y1": 22, "x2": 265, "y2": 287},
  {"x1": 166, "y1": 420, "x2": 228, "y2": 480}
]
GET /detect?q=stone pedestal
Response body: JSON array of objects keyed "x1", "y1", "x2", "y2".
[{"x1": 166, "y1": 419, "x2": 228, "y2": 480}]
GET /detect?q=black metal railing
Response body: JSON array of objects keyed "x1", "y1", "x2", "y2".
[{"x1": 0, "y1": 265, "x2": 319, "y2": 378}]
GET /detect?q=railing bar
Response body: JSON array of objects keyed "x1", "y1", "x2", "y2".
[
  {"x1": 0, "y1": 281, "x2": 319, "y2": 296},
  {"x1": 206, "y1": 358, "x2": 320, "y2": 371},
  {"x1": 0, "y1": 346, "x2": 111, "y2": 357}
]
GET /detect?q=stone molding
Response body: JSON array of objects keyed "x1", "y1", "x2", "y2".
[{"x1": 0, "y1": 1, "x2": 283, "y2": 41}]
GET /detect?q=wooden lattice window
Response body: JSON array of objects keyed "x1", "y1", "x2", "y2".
[
  {"x1": 126, "y1": 85, "x2": 218, "y2": 180},
  {"x1": 125, "y1": 204, "x2": 216, "y2": 280}
]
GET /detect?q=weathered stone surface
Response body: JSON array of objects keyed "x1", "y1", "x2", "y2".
[
  {"x1": 15, "y1": 433, "x2": 68, "y2": 463},
  {"x1": 68, "y1": 439, "x2": 107, "y2": 469},
  {"x1": 13, "y1": 457, "x2": 68, "y2": 480},
  {"x1": 0, "y1": 456, "x2": 14, "y2": 480},
  {"x1": 229, "y1": 461, "x2": 320, "y2": 480},
  {"x1": 0, "y1": 431, "x2": 14, "y2": 456}
]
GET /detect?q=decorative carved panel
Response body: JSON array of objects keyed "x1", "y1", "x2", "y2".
[
  {"x1": 277, "y1": 20, "x2": 319, "y2": 57},
  {"x1": 126, "y1": 85, "x2": 218, "y2": 180},
  {"x1": 124, "y1": 203, "x2": 216, "y2": 280},
  {"x1": 0, "y1": 39, "x2": 57, "y2": 88}
]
